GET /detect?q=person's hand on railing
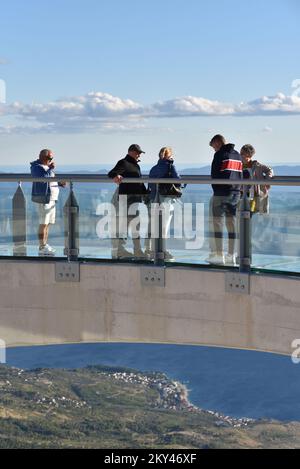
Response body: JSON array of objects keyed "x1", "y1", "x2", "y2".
[
  {"x1": 113, "y1": 175, "x2": 123, "y2": 185},
  {"x1": 58, "y1": 181, "x2": 67, "y2": 188}
]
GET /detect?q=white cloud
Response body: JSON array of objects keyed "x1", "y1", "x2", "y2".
[
  {"x1": 11, "y1": 91, "x2": 142, "y2": 118},
  {"x1": 236, "y1": 93, "x2": 300, "y2": 115},
  {"x1": 262, "y1": 126, "x2": 273, "y2": 133},
  {"x1": 153, "y1": 93, "x2": 300, "y2": 117},
  {"x1": 7, "y1": 92, "x2": 143, "y2": 131},
  {"x1": 101, "y1": 120, "x2": 147, "y2": 132},
  {"x1": 152, "y1": 96, "x2": 235, "y2": 117},
  {"x1": 291, "y1": 79, "x2": 300, "y2": 97},
  {"x1": 1, "y1": 91, "x2": 300, "y2": 134},
  {"x1": 0, "y1": 123, "x2": 55, "y2": 135}
]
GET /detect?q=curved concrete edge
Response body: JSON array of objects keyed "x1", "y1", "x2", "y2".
[
  {"x1": 0, "y1": 260, "x2": 299, "y2": 357},
  {"x1": 3, "y1": 340, "x2": 292, "y2": 358}
]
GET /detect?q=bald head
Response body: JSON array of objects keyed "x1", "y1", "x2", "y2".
[{"x1": 39, "y1": 149, "x2": 53, "y2": 165}]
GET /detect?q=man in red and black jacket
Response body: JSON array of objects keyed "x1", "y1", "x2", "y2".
[{"x1": 209, "y1": 135, "x2": 243, "y2": 266}]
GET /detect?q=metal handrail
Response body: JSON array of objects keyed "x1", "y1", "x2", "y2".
[{"x1": 0, "y1": 174, "x2": 299, "y2": 186}]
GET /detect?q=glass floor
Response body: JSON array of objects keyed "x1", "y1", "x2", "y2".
[{"x1": 1, "y1": 244, "x2": 300, "y2": 274}]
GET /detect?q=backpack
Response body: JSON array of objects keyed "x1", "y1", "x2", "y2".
[{"x1": 158, "y1": 161, "x2": 182, "y2": 198}]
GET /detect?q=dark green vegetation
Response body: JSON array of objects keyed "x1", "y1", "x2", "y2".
[{"x1": 0, "y1": 364, "x2": 299, "y2": 449}]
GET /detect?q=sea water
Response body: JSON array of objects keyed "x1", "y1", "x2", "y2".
[{"x1": 6, "y1": 343, "x2": 300, "y2": 421}]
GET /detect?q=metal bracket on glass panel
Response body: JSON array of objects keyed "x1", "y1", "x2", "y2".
[
  {"x1": 225, "y1": 272, "x2": 250, "y2": 295},
  {"x1": 141, "y1": 266, "x2": 165, "y2": 287},
  {"x1": 55, "y1": 262, "x2": 80, "y2": 282},
  {"x1": 63, "y1": 247, "x2": 79, "y2": 257}
]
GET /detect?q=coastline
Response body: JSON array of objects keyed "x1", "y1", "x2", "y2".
[
  {"x1": 106, "y1": 368, "x2": 256, "y2": 428},
  {"x1": 6, "y1": 343, "x2": 300, "y2": 422},
  {"x1": 2, "y1": 363, "x2": 300, "y2": 449}
]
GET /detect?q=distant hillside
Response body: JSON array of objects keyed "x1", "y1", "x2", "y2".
[
  {"x1": 1, "y1": 165, "x2": 300, "y2": 176},
  {"x1": 74, "y1": 165, "x2": 300, "y2": 176},
  {"x1": 179, "y1": 165, "x2": 300, "y2": 176},
  {"x1": 56, "y1": 169, "x2": 109, "y2": 175},
  {"x1": 179, "y1": 166, "x2": 211, "y2": 175},
  {"x1": 269, "y1": 166, "x2": 300, "y2": 176},
  {"x1": 1, "y1": 365, "x2": 300, "y2": 448}
]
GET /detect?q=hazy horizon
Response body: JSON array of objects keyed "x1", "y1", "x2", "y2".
[{"x1": 0, "y1": 161, "x2": 300, "y2": 172}]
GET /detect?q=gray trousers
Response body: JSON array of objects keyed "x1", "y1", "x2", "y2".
[
  {"x1": 212, "y1": 193, "x2": 240, "y2": 255},
  {"x1": 144, "y1": 198, "x2": 174, "y2": 253},
  {"x1": 208, "y1": 196, "x2": 216, "y2": 254}
]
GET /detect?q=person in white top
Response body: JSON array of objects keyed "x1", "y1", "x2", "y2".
[{"x1": 30, "y1": 149, "x2": 66, "y2": 256}]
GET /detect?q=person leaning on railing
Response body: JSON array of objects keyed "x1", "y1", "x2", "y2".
[
  {"x1": 145, "y1": 147, "x2": 181, "y2": 261},
  {"x1": 108, "y1": 144, "x2": 149, "y2": 260},
  {"x1": 240, "y1": 144, "x2": 274, "y2": 215}
]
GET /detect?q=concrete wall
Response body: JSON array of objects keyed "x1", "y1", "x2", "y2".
[{"x1": 0, "y1": 260, "x2": 300, "y2": 356}]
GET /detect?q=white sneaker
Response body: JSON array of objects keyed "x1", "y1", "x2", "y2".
[
  {"x1": 39, "y1": 244, "x2": 56, "y2": 256},
  {"x1": 224, "y1": 254, "x2": 237, "y2": 267},
  {"x1": 44, "y1": 243, "x2": 56, "y2": 251},
  {"x1": 207, "y1": 254, "x2": 225, "y2": 266},
  {"x1": 205, "y1": 252, "x2": 217, "y2": 263}
]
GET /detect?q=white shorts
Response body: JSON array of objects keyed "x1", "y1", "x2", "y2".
[{"x1": 38, "y1": 201, "x2": 56, "y2": 225}]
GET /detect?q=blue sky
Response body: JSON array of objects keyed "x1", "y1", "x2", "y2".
[{"x1": 0, "y1": 0, "x2": 300, "y2": 167}]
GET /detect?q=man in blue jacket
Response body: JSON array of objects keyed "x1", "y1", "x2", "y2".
[
  {"x1": 209, "y1": 135, "x2": 242, "y2": 266},
  {"x1": 30, "y1": 149, "x2": 65, "y2": 256}
]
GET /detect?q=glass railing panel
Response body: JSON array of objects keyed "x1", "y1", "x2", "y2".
[
  {"x1": 0, "y1": 180, "x2": 67, "y2": 258},
  {"x1": 75, "y1": 180, "x2": 242, "y2": 266},
  {"x1": 76, "y1": 181, "x2": 117, "y2": 260},
  {"x1": 160, "y1": 184, "x2": 240, "y2": 267},
  {"x1": 28, "y1": 183, "x2": 68, "y2": 257},
  {"x1": 161, "y1": 184, "x2": 211, "y2": 264},
  {"x1": 251, "y1": 186, "x2": 300, "y2": 273},
  {"x1": 1, "y1": 174, "x2": 299, "y2": 274},
  {"x1": 0, "y1": 181, "x2": 15, "y2": 256}
]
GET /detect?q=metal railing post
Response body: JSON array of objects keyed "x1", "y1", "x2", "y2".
[
  {"x1": 154, "y1": 183, "x2": 165, "y2": 266},
  {"x1": 239, "y1": 187, "x2": 251, "y2": 273},
  {"x1": 12, "y1": 182, "x2": 27, "y2": 256},
  {"x1": 63, "y1": 181, "x2": 79, "y2": 262}
]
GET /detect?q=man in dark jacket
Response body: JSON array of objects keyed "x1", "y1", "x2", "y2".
[
  {"x1": 108, "y1": 144, "x2": 148, "y2": 259},
  {"x1": 209, "y1": 135, "x2": 242, "y2": 266}
]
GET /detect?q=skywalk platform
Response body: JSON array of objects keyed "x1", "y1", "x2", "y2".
[{"x1": 1, "y1": 173, "x2": 300, "y2": 357}]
